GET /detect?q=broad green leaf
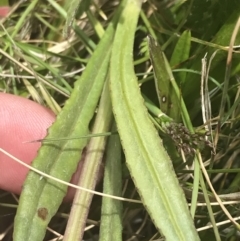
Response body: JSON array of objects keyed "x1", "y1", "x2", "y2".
[
  {"x1": 110, "y1": 0, "x2": 200, "y2": 240},
  {"x1": 13, "y1": 7, "x2": 122, "y2": 241}
]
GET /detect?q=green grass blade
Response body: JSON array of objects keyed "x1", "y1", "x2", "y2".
[
  {"x1": 13, "y1": 9, "x2": 120, "y2": 241},
  {"x1": 10, "y1": 0, "x2": 39, "y2": 38},
  {"x1": 99, "y1": 123, "x2": 122, "y2": 241},
  {"x1": 110, "y1": 0, "x2": 200, "y2": 240},
  {"x1": 63, "y1": 0, "x2": 83, "y2": 36}
]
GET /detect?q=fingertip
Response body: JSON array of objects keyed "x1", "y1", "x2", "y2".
[{"x1": 0, "y1": 93, "x2": 56, "y2": 194}]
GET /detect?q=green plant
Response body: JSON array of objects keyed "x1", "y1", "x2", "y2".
[{"x1": 1, "y1": 0, "x2": 240, "y2": 240}]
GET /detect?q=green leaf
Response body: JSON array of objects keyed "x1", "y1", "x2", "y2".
[
  {"x1": 110, "y1": 0, "x2": 200, "y2": 240},
  {"x1": 99, "y1": 123, "x2": 122, "y2": 241},
  {"x1": 63, "y1": 0, "x2": 90, "y2": 37},
  {"x1": 63, "y1": 79, "x2": 113, "y2": 240},
  {"x1": 148, "y1": 36, "x2": 180, "y2": 121},
  {"x1": 170, "y1": 30, "x2": 191, "y2": 84},
  {"x1": 13, "y1": 8, "x2": 120, "y2": 241}
]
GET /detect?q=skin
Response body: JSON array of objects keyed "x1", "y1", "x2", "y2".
[{"x1": 0, "y1": 93, "x2": 82, "y2": 200}]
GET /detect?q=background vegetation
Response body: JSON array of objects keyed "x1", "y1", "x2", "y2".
[{"x1": 1, "y1": 0, "x2": 240, "y2": 240}]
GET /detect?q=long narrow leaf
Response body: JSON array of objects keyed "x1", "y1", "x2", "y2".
[
  {"x1": 109, "y1": 0, "x2": 200, "y2": 240},
  {"x1": 99, "y1": 123, "x2": 122, "y2": 241},
  {"x1": 148, "y1": 36, "x2": 180, "y2": 121},
  {"x1": 63, "y1": 79, "x2": 113, "y2": 241},
  {"x1": 13, "y1": 7, "x2": 121, "y2": 241},
  {"x1": 170, "y1": 30, "x2": 191, "y2": 85}
]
